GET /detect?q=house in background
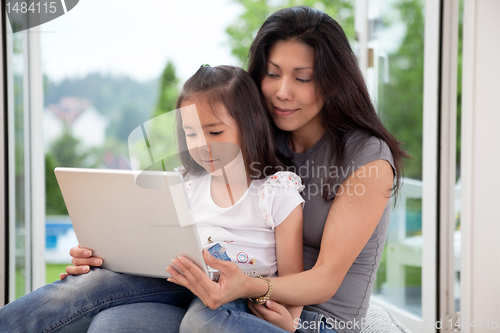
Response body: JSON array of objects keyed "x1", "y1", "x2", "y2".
[{"x1": 43, "y1": 96, "x2": 108, "y2": 149}]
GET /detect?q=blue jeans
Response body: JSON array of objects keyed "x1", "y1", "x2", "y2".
[
  {"x1": 180, "y1": 297, "x2": 338, "y2": 333},
  {"x1": 297, "y1": 309, "x2": 339, "y2": 333},
  {"x1": 0, "y1": 268, "x2": 337, "y2": 333},
  {"x1": 0, "y1": 268, "x2": 194, "y2": 333}
]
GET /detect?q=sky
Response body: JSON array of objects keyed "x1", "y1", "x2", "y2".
[
  {"x1": 39, "y1": 0, "x2": 405, "y2": 84},
  {"x1": 41, "y1": 0, "x2": 243, "y2": 83}
]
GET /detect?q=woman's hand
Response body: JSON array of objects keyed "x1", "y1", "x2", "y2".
[
  {"x1": 248, "y1": 300, "x2": 298, "y2": 332},
  {"x1": 60, "y1": 245, "x2": 103, "y2": 280},
  {"x1": 166, "y1": 250, "x2": 260, "y2": 309}
]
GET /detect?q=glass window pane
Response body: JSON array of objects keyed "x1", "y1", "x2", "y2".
[
  {"x1": 7, "y1": 23, "x2": 28, "y2": 300},
  {"x1": 454, "y1": 0, "x2": 464, "y2": 313},
  {"x1": 368, "y1": 0, "x2": 425, "y2": 317}
]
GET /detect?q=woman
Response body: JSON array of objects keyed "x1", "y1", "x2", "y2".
[{"x1": 167, "y1": 6, "x2": 407, "y2": 333}]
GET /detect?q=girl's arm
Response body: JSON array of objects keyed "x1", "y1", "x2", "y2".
[
  {"x1": 248, "y1": 204, "x2": 304, "y2": 332},
  {"x1": 168, "y1": 160, "x2": 393, "y2": 307}
]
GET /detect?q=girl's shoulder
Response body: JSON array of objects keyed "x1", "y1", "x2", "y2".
[
  {"x1": 259, "y1": 171, "x2": 304, "y2": 191},
  {"x1": 257, "y1": 171, "x2": 305, "y2": 229},
  {"x1": 173, "y1": 166, "x2": 202, "y2": 181}
]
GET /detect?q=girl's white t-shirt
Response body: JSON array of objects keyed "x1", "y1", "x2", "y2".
[{"x1": 184, "y1": 171, "x2": 304, "y2": 276}]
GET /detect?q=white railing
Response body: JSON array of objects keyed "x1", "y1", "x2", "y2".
[{"x1": 384, "y1": 177, "x2": 461, "y2": 308}]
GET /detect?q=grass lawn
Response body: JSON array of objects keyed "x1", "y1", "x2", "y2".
[
  {"x1": 13, "y1": 264, "x2": 73, "y2": 300},
  {"x1": 46, "y1": 263, "x2": 69, "y2": 284}
]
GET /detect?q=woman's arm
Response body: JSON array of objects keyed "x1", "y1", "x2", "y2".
[
  {"x1": 167, "y1": 160, "x2": 393, "y2": 307},
  {"x1": 265, "y1": 159, "x2": 394, "y2": 305},
  {"x1": 274, "y1": 205, "x2": 304, "y2": 276},
  {"x1": 60, "y1": 245, "x2": 103, "y2": 280}
]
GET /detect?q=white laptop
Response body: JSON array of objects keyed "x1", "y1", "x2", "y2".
[{"x1": 54, "y1": 167, "x2": 270, "y2": 280}]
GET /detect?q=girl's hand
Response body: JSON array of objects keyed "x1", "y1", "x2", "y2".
[
  {"x1": 166, "y1": 250, "x2": 253, "y2": 309},
  {"x1": 248, "y1": 300, "x2": 297, "y2": 332},
  {"x1": 60, "y1": 245, "x2": 103, "y2": 280}
]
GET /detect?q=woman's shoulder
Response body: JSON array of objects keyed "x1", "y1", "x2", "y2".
[
  {"x1": 344, "y1": 131, "x2": 394, "y2": 166},
  {"x1": 330, "y1": 131, "x2": 395, "y2": 185}
]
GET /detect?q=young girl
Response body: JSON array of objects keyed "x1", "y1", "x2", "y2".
[{"x1": 172, "y1": 64, "x2": 304, "y2": 333}]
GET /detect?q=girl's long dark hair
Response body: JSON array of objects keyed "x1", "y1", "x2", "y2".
[
  {"x1": 248, "y1": 6, "x2": 409, "y2": 201},
  {"x1": 176, "y1": 65, "x2": 284, "y2": 179}
]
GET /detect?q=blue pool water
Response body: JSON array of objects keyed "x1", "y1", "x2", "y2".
[{"x1": 45, "y1": 215, "x2": 73, "y2": 249}]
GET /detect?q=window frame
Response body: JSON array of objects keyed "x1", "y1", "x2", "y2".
[{"x1": 2, "y1": 10, "x2": 45, "y2": 302}]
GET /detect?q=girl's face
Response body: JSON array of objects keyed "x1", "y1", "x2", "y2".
[
  {"x1": 260, "y1": 40, "x2": 324, "y2": 134},
  {"x1": 180, "y1": 99, "x2": 242, "y2": 175}
]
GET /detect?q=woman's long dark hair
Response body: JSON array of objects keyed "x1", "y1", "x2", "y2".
[
  {"x1": 248, "y1": 6, "x2": 409, "y2": 201},
  {"x1": 176, "y1": 65, "x2": 284, "y2": 179}
]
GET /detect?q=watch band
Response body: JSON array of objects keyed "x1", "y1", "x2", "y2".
[{"x1": 250, "y1": 275, "x2": 273, "y2": 305}]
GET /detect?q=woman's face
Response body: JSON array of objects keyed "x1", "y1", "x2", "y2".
[{"x1": 260, "y1": 39, "x2": 324, "y2": 134}]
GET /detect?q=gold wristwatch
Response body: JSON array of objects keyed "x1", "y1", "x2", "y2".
[{"x1": 250, "y1": 275, "x2": 273, "y2": 305}]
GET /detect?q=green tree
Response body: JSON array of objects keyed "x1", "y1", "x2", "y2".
[
  {"x1": 455, "y1": 0, "x2": 464, "y2": 180},
  {"x1": 378, "y1": 0, "x2": 425, "y2": 179},
  {"x1": 152, "y1": 60, "x2": 179, "y2": 118},
  {"x1": 45, "y1": 125, "x2": 103, "y2": 214},
  {"x1": 115, "y1": 105, "x2": 145, "y2": 142},
  {"x1": 128, "y1": 60, "x2": 181, "y2": 171},
  {"x1": 378, "y1": 0, "x2": 462, "y2": 180},
  {"x1": 45, "y1": 153, "x2": 67, "y2": 215},
  {"x1": 226, "y1": 0, "x2": 355, "y2": 66},
  {"x1": 49, "y1": 124, "x2": 97, "y2": 168}
]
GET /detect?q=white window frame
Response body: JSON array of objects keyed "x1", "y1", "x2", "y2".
[
  {"x1": 460, "y1": 0, "x2": 500, "y2": 330},
  {"x1": 438, "y1": 1, "x2": 460, "y2": 332},
  {"x1": 1, "y1": 5, "x2": 7, "y2": 307},
  {"x1": 3, "y1": 15, "x2": 45, "y2": 302}
]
